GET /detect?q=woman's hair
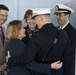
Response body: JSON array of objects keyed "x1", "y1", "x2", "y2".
[
  {"x1": 24, "y1": 9, "x2": 33, "y2": 22},
  {"x1": 6, "y1": 20, "x2": 22, "y2": 40}
]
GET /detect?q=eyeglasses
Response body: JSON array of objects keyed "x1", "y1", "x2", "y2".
[{"x1": 0, "y1": 14, "x2": 9, "y2": 18}]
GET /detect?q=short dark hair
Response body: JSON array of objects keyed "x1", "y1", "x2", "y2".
[
  {"x1": 24, "y1": 9, "x2": 33, "y2": 22},
  {"x1": 0, "y1": 4, "x2": 9, "y2": 11}
]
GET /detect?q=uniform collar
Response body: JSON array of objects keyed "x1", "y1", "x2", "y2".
[{"x1": 60, "y1": 21, "x2": 69, "y2": 29}]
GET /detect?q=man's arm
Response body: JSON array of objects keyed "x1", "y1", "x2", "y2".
[
  {"x1": 26, "y1": 61, "x2": 62, "y2": 74},
  {"x1": 6, "y1": 52, "x2": 62, "y2": 74},
  {"x1": 26, "y1": 61, "x2": 51, "y2": 74}
]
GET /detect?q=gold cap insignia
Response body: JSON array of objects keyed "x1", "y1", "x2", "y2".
[{"x1": 32, "y1": 13, "x2": 38, "y2": 18}]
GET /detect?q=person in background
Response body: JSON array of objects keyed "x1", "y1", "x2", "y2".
[
  {"x1": 22, "y1": 9, "x2": 38, "y2": 45},
  {"x1": 0, "y1": 4, "x2": 9, "y2": 75},
  {"x1": 5, "y1": 20, "x2": 63, "y2": 75},
  {"x1": 54, "y1": 3, "x2": 76, "y2": 75}
]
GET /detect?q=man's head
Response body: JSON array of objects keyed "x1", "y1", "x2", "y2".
[
  {"x1": 31, "y1": 8, "x2": 51, "y2": 29},
  {"x1": 54, "y1": 3, "x2": 74, "y2": 26},
  {"x1": 0, "y1": 4, "x2": 9, "y2": 25}
]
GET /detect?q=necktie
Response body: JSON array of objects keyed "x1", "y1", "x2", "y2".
[{"x1": 0, "y1": 27, "x2": 4, "y2": 45}]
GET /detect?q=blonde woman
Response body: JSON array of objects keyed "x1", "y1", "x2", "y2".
[{"x1": 5, "y1": 20, "x2": 31, "y2": 75}]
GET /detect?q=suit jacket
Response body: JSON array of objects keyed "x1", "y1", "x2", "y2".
[
  {"x1": 63, "y1": 23, "x2": 76, "y2": 75},
  {"x1": 0, "y1": 38, "x2": 5, "y2": 64},
  {"x1": 8, "y1": 23, "x2": 71, "y2": 75},
  {"x1": 0, "y1": 25, "x2": 6, "y2": 63},
  {"x1": 0, "y1": 25, "x2": 6, "y2": 75}
]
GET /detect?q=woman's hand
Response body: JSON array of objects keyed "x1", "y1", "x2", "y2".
[
  {"x1": 0, "y1": 63, "x2": 7, "y2": 71},
  {"x1": 6, "y1": 51, "x2": 11, "y2": 63}
]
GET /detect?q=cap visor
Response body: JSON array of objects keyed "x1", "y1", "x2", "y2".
[
  {"x1": 31, "y1": 15, "x2": 38, "y2": 19},
  {"x1": 54, "y1": 12, "x2": 63, "y2": 15}
]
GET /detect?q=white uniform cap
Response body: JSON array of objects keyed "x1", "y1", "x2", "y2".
[
  {"x1": 54, "y1": 3, "x2": 74, "y2": 14},
  {"x1": 31, "y1": 8, "x2": 51, "y2": 18}
]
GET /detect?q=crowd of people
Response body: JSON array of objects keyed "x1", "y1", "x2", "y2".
[{"x1": 0, "y1": 3, "x2": 75, "y2": 75}]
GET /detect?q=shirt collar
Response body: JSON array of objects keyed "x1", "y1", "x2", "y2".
[{"x1": 60, "y1": 21, "x2": 69, "y2": 29}]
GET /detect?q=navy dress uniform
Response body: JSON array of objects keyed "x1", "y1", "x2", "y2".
[
  {"x1": 54, "y1": 4, "x2": 76, "y2": 75},
  {"x1": 7, "y1": 8, "x2": 71, "y2": 75}
]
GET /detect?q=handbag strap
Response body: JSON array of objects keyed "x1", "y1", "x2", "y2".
[{"x1": 42, "y1": 29, "x2": 60, "y2": 61}]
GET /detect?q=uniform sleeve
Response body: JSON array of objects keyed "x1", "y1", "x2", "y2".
[{"x1": 26, "y1": 61, "x2": 51, "y2": 74}]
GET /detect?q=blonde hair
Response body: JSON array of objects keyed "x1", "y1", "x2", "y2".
[{"x1": 6, "y1": 20, "x2": 22, "y2": 40}]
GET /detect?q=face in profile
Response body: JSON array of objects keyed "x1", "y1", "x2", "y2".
[{"x1": 18, "y1": 26, "x2": 26, "y2": 40}]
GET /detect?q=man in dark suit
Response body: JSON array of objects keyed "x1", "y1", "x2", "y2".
[
  {"x1": 7, "y1": 8, "x2": 71, "y2": 75},
  {"x1": 0, "y1": 4, "x2": 9, "y2": 75},
  {"x1": 54, "y1": 3, "x2": 76, "y2": 75}
]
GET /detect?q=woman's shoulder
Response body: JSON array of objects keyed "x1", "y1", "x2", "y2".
[
  {"x1": 5, "y1": 39, "x2": 27, "y2": 51},
  {"x1": 5, "y1": 39, "x2": 27, "y2": 56}
]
